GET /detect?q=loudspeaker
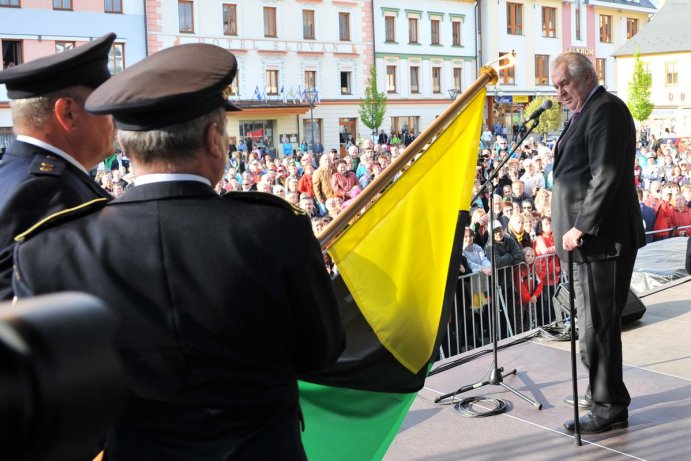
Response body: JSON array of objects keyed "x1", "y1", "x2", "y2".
[{"x1": 552, "y1": 283, "x2": 646, "y2": 325}]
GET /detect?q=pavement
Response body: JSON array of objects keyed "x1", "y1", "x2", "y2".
[{"x1": 384, "y1": 277, "x2": 691, "y2": 461}]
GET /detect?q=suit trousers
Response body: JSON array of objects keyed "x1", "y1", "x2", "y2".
[{"x1": 572, "y1": 249, "x2": 637, "y2": 420}]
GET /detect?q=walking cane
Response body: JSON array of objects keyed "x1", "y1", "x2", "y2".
[{"x1": 567, "y1": 250, "x2": 582, "y2": 446}]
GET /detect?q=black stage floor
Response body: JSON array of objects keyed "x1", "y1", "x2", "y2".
[{"x1": 385, "y1": 277, "x2": 691, "y2": 461}]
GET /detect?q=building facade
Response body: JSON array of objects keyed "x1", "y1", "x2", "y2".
[
  {"x1": 613, "y1": 0, "x2": 691, "y2": 135},
  {"x1": 479, "y1": 0, "x2": 655, "y2": 133},
  {"x1": 145, "y1": 0, "x2": 373, "y2": 156},
  {"x1": 372, "y1": 0, "x2": 478, "y2": 139},
  {"x1": 0, "y1": 0, "x2": 148, "y2": 148}
]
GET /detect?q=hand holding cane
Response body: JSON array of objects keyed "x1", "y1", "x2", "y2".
[{"x1": 567, "y1": 249, "x2": 582, "y2": 446}]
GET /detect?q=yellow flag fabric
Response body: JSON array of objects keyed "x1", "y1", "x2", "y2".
[{"x1": 329, "y1": 89, "x2": 485, "y2": 374}]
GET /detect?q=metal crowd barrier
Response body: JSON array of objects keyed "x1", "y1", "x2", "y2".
[{"x1": 440, "y1": 253, "x2": 565, "y2": 357}]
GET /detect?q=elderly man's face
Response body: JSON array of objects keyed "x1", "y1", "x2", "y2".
[
  {"x1": 512, "y1": 182, "x2": 525, "y2": 196},
  {"x1": 551, "y1": 61, "x2": 595, "y2": 112}
]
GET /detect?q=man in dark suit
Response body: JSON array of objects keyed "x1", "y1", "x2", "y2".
[
  {"x1": 0, "y1": 33, "x2": 116, "y2": 300},
  {"x1": 551, "y1": 52, "x2": 645, "y2": 434},
  {"x1": 12, "y1": 44, "x2": 345, "y2": 460}
]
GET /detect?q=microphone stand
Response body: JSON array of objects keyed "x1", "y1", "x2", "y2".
[{"x1": 434, "y1": 117, "x2": 543, "y2": 409}]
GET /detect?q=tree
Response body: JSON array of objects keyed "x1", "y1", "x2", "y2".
[
  {"x1": 358, "y1": 66, "x2": 387, "y2": 140},
  {"x1": 522, "y1": 96, "x2": 562, "y2": 136},
  {"x1": 627, "y1": 51, "x2": 654, "y2": 123}
]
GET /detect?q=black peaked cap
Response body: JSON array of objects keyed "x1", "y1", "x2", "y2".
[
  {"x1": 85, "y1": 43, "x2": 241, "y2": 131},
  {"x1": 0, "y1": 33, "x2": 116, "y2": 99}
]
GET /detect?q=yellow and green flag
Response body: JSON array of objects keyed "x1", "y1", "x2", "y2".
[{"x1": 299, "y1": 88, "x2": 486, "y2": 460}]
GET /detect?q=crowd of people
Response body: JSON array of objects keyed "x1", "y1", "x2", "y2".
[{"x1": 89, "y1": 112, "x2": 691, "y2": 324}]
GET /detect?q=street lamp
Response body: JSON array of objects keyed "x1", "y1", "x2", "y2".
[
  {"x1": 304, "y1": 87, "x2": 318, "y2": 153},
  {"x1": 448, "y1": 88, "x2": 461, "y2": 101}
]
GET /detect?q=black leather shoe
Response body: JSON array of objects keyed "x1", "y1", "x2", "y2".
[
  {"x1": 563, "y1": 395, "x2": 592, "y2": 409},
  {"x1": 563, "y1": 412, "x2": 628, "y2": 434}
]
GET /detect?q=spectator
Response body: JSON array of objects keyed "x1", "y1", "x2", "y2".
[
  {"x1": 297, "y1": 162, "x2": 315, "y2": 198},
  {"x1": 514, "y1": 247, "x2": 544, "y2": 331},
  {"x1": 520, "y1": 158, "x2": 545, "y2": 193},
  {"x1": 533, "y1": 216, "x2": 561, "y2": 325},
  {"x1": 484, "y1": 222, "x2": 524, "y2": 338},
  {"x1": 470, "y1": 208, "x2": 491, "y2": 247},
  {"x1": 638, "y1": 189, "x2": 656, "y2": 243},
  {"x1": 506, "y1": 213, "x2": 533, "y2": 249},
  {"x1": 670, "y1": 194, "x2": 691, "y2": 236},
  {"x1": 330, "y1": 159, "x2": 358, "y2": 200},
  {"x1": 653, "y1": 187, "x2": 674, "y2": 240}
]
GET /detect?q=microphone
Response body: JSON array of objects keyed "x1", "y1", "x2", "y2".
[{"x1": 524, "y1": 99, "x2": 553, "y2": 124}]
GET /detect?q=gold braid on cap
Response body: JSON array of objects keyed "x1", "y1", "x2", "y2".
[{"x1": 222, "y1": 85, "x2": 233, "y2": 101}]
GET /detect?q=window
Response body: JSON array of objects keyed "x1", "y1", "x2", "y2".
[
  {"x1": 391, "y1": 116, "x2": 420, "y2": 135},
  {"x1": 410, "y1": 66, "x2": 420, "y2": 94},
  {"x1": 105, "y1": 0, "x2": 122, "y2": 13},
  {"x1": 266, "y1": 70, "x2": 279, "y2": 95},
  {"x1": 340, "y1": 71, "x2": 352, "y2": 95},
  {"x1": 575, "y1": 6, "x2": 581, "y2": 40},
  {"x1": 305, "y1": 70, "x2": 316, "y2": 90},
  {"x1": 223, "y1": 4, "x2": 238, "y2": 36},
  {"x1": 385, "y1": 16, "x2": 396, "y2": 43},
  {"x1": 179, "y1": 1, "x2": 194, "y2": 33},
  {"x1": 303, "y1": 10, "x2": 315, "y2": 39},
  {"x1": 53, "y1": 0, "x2": 72, "y2": 10},
  {"x1": 665, "y1": 61, "x2": 678, "y2": 86},
  {"x1": 339, "y1": 12, "x2": 350, "y2": 41},
  {"x1": 108, "y1": 42, "x2": 124, "y2": 75},
  {"x1": 599, "y1": 15, "x2": 612, "y2": 43},
  {"x1": 453, "y1": 67, "x2": 462, "y2": 90},
  {"x1": 535, "y1": 54, "x2": 549, "y2": 85},
  {"x1": 499, "y1": 52, "x2": 515, "y2": 84},
  {"x1": 507, "y1": 3, "x2": 523, "y2": 35},
  {"x1": 408, "y1": 17, "x2": 418, "y2": 44},
  {"x1": 386, "y1": 65, "x2": 397, "y2": 93},
  {"x1": 264, "y1": 6, "x2": 277, "y2": 37},
  {"x1": 452, "y1": 21, "x2": 462, "y2": 46},
  {"x1": 2, "y1": 40, "x2": 22, "y2": 68},
  {"x1": 627, "y1": 18, "x2": 638, "y2": 39},
  {"x1": 596, "y1": 58, "x2": 606, "y2": 85},
  {"x1": 431, "y1": 19, "x2": 440, "y2": 45},
  {"x1": 542, "y1": 7, "x2": 556, "y2": 38},
  {"x1": 432, "y1": 66, "x2": 441, "y2": 94},
  {"x1": 55, "y1": 41, "x2": 75, "y2": 54},
  {"x1": 0, "y1": 0, "x2": 20, "y2": 6}
]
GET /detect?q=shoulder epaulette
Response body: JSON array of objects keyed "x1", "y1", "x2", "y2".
[
  {"x1": 223, "y1": 191, "x2": 306, "y2": 216},
  {"x1": 29, "y1": 153, "x2": 66, "y2": 177},
  {"x1": 14, "y1": 198, "x2": 109, "y2": 243}
]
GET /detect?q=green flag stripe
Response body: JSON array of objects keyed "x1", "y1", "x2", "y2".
[{"x1": 299, "y1": 381, "x2": 416, "y2": 461}]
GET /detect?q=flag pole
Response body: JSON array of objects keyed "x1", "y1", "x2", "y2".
[{"x1": 319, "y1": 65, "x2": 499, "y2": 251}]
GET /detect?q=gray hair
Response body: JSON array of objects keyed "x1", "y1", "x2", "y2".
[
  {"x1": 117, "y1": 107, "x2": 227, "y2": 165},
  {"x1": 10, "y1": 86, "x2": 89, "y2": 129},
  {"x1": 553, "y1": 52, "x2": 597, "y2": 82}
]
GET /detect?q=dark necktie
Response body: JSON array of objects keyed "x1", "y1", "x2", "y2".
[{"x1": 558, "y1": 112, "x2": 580, "y2": 152}]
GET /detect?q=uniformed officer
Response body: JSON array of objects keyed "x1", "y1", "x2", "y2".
[
  {"x1": 13, "y1": 43, "x2": 345, "y2": 461},
  {"x1": 0, "y1": 32, "x2": 116, "y2": 300}
]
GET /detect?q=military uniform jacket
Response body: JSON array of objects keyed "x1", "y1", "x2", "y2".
[
  {"x1": 13, "y1": 181, "x2": 345, "y2": 460},
  {"x1": 551, "y1": 87, "x2": 646, "y2": 263},
  {"x1": 0, "y1": 139, "x2": 111, "y2": 299}
]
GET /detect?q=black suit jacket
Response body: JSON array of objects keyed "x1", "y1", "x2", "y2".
[
  {"x1": 13, "y1": 182, "x2": 345, "y2": 460},
  {"x1": 552, "y1": 87, "x2": 645, "y2": 263},
  {"x1": 0, "y1": 140, "x2": 111, "y2": 299}
]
